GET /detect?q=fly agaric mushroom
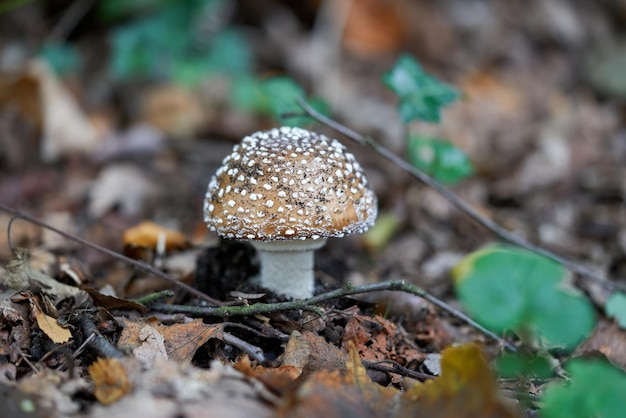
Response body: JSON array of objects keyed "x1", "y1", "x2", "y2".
[{"x1": 204, "y1": 127, "x2": 377, "y2": 299}]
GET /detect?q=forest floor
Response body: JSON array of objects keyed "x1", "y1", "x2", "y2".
[{"x1": 1, "y1": 1, "x2": 626, "y2": 417}]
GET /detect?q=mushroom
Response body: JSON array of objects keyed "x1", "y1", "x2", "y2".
[{"x1": 204, "y1": 127, "x2": 377, "y2": 299}]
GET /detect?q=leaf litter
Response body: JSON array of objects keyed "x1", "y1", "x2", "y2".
[{"x1": 1, "y1": 1, "x2": 626, "y2": 417}]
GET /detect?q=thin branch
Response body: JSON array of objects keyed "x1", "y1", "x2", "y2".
[
  {"x1": 296, "y1": 98, "x2": 622, "y2": 292},
  {"x1": 0, "y1": 203, "x2": 223, "y2": 306},
  {"x1": 47, "y1": 0, "x2": 97, "y2": 43},
  {"x1": 151, "y1": 280, "x2": 517, "y2": 352},
  {"x1": 361, "y1": 359, "x2": 434, "y2": 381},
  {"x1": 78, "y1": 315, "x2": 124, "y2": 359},
  {"x1": 222, "y1": 332, "x2": 265, "y2": 363}
]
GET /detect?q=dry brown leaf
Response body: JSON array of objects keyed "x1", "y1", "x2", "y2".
[
  {"x1": 235, "y1": 355, "x2": 301, "y2": 395},
  {"x1": 576, "y1": 319, "x2": 626, "y2": 370},
  {"x1": 132, "y1": 325, "x2": 168, "y2": 366},
  {"x1": 88, "y1": 163, "x2": 159, "y2": 218},
  {"x1": 282, "y1": 330, "x2": 348, "y2": 375},
  {"x1": 1, "y1": 248, "x2": 83, "y2": 302},
  {"x1": 27, "y1": 60, "x2": 102, "y2": 162},
  {"x1": 122, "y1": 221, "x2": 189, "y2": 252},
  {"x1": 341, "y1": 0, "x2": 409, "y2": 56},
  {"x1": 118, "y1": 318, "x2": 224, "y2": 362},
  {"x1": 32, "y1": 303, "x2": 71, "y2": 344},
  {"x1": 341, "y1": 314, "x2": 425, "y2": 366},
  {"x1": 141, "y1": 84, "x2": 206, "y2": 138},
  {"x1": 278, "y1": 345, "x2": 397, "y2": 417},
  {"x1": 88, "y1": 357, "x2": 131, "y2": 405},
  {"x1": 399, "y1": 344, "x2": 520, "y2": 418}
]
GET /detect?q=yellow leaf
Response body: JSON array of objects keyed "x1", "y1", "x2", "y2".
[
  {"x1": 33, "y1": 305, "x2": 71, "y2": 344},
  {"x1": 400, "y1": 344, "x2": 520, "y2": 418},
  {"x1": 88, "y1": 358, "x2": 130, "y2": 404}
]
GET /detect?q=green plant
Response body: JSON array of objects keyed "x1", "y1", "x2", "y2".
[
  {"x1": 542, "y1": 359, "x2": 626, "y2": 418},
  {"x1": 382, "y1": 54, "x2": 459, "y2": 123},
  {"x1": 453, "y1": 245, "x2": 595, "y2": 349},
  {"x1": 405, "y1": 135, "x2": 473, "y2": 184}
]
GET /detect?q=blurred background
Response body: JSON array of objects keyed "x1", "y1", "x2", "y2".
[{"x1": 0, "y1": 0, "x2": 625, "y2": 300}]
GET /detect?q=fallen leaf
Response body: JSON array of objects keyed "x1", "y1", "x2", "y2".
[
  {"x1": 341, "y1": 0, "x2": 409, "y2": 56},
  {"x1": 1, "y1": 248, "x2": 83, "y2": 302},
  {"x1": 88, "y1": 357, "x2": 130, "y2": 404},
  {"x1": 141, "y1": 84, "x2": 206, "y2": 138},
  {"x1": 399, "y1": 344, "x2": 520, "y2": 418},
  {"x1": 17, "y1": 369, "x2": 89, "y2": 416},
  {"x1": 32, "y1": 303, "x2": 71, "y2": 344},
  {"x1": 341, "y1": 314, "x2": 424, "y2": 367},
  {"x1": 28, "y1": 60, "x2": 102, "y2": 162},
  {"x1": 575, "y1": 319, "x2": 626, "y2": 370},
  {"x1": 235, "y1": 355, "x2": 300, "y2": 395},
  {"x1": 83, "y1": 287, "x2": 148, "y2": 314},
  {"x1": 282, "y1": 330, "x2": 348, "y2": 375},
  {"x1": 88, "y1": 163, "x2": 159, "y2": 218},
  {"x1": 278, "y1": 345, "x2": 397, "y2": 417},
  {"x1": 132, "y1": 325, "x2": 168, "y2": 367},
  {"x1": 118, "y1": 318, "x2": 224, "y2": 362}
]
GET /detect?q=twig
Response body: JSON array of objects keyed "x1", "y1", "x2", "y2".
[
  {"x1": 296, "y1": 98, "x2": 623, "y2": 292},
  {"x1": 0, "y1": 203, "x2": 223, "y2": 306},
  {"x1": 361, "y1": 359, "x2": 434, "y2": 382},
  {"x1": 223, "y1": 322, "x2": 289, "y2": 341},
  {"x1": 151, "y1": 280, "x2": 517, "y2": 351},
  {"x1": 223, "y1": 332, "x2": 265, "y2": 363},
  {"x1": 133, "y1": 290, "x2": 176, "y2": 306},
  {"x1": 47, "y1": 0, "x2": 97, "y2": 43},
  {"x1": 78, "y1": 315, "x2": 124, "y2": 358}
]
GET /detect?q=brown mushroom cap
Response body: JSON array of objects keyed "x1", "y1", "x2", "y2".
[{"x1": 204, "y1": 127, "x2": 377, "y2": 241}]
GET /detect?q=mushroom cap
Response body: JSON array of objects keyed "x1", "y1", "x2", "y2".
[{"x1": 204, "y1": 127, "x2": 377, "y2": 241}]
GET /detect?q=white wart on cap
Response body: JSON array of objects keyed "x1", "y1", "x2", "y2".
[{"x1": 204, "y1": 127, "x2": 377, "y2": 298}]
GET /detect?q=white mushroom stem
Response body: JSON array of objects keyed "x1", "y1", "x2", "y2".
[{"x1": 251, "y1": 238, "x2": 328, "y2": 299}]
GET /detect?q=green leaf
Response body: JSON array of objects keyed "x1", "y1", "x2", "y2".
[
  {"x1": 453, "y1": 245, "x2": 596, "y2": 349},
  {"x1": 406, "y1": 135, "x2": 473, "y2": 184},
  {"x1": 40, "y1": 42, "x2": 80, "y2": 75},
  {"x1": 230, "y1": 75, "x2": 271, "y2": 112},
  {"x1": 542, "y1": 359, "x2": 626, "y2": 418},
  {"x1": 606, "y1": 292, "x2": 626, "y2": 329},
  {"x1": 495, "y1": 352, "x2": 554, "y2": 379},
  {"x1": 261, "y1": 77, "x2": 329, "y2": 127},
  {"x1": 107, "y1": 0, "x2": 246, "y2": 84},
  {"x1": 382, "y1": 54, "x2": 459, "y2": 123}
]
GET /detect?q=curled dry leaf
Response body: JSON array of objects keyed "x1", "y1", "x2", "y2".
[{"x1": 88, "y1": 357, "x2": 130, "y2": 405}]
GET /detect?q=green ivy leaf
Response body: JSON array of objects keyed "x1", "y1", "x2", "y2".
[
  {"x1": 406, "y1": 135, "x2": 473, "y2": 184},
  {"x1": 40, "y1": 42, "x2": 80, "y2": 75},
  {"x1": 382, "y1": 54, "x2": 459, "y2": 123},
  {"x1": 261, "y1": 77, "x2": 329, "y2": 127},
  {"x1": 605, "y1": 292, "x2": 626, "y2": 329},
  {"x1": 496, "y1": 352, "x2": 554, "y2": 379},
  {"x1": 542, "y1": 359, "x2": 626, "y2": 418},
  {"x1": 453, "y1": 245, "x2": 595, "y2": 349}
]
